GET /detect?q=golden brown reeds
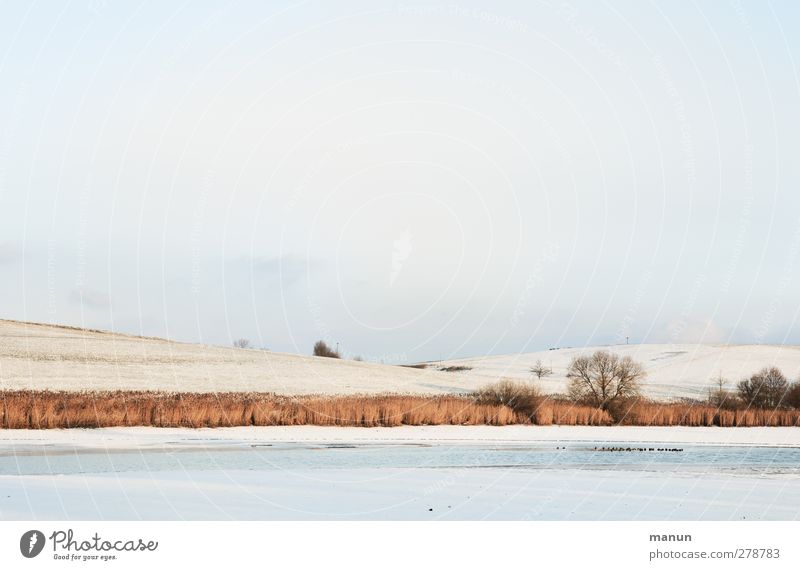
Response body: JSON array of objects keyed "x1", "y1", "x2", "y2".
[
  {"x1": 611, "y1": 398, "x2": 800, "y2": 427},
  {"x1": 1, "y1": 391, "x2": 798, "y2": 429}
]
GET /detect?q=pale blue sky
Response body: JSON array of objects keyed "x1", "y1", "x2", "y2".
[{"x1": 1, "y1": 1, "x2": 799, "y2": 362}]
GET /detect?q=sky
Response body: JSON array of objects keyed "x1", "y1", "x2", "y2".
[{"x1": 1, "y1": 0, "x2": 800, "y2": 363}]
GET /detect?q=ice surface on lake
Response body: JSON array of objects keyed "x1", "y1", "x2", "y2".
[
  {"x1": 3, "y1": 442, "x2": 800, "y2": 476},
  {"x1": 2, "y1": 433, "x2": 798, "y2": 520}
]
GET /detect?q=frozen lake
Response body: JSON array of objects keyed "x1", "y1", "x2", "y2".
[
  {"x1": 1, "y1": 426, "x2": 799, "y2": 520},
  {"x1": 4, "y1": 441, "x2": 800, "y2": 476}
]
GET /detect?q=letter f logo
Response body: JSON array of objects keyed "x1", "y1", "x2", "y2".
[{"x1": 20, "y1": 530, "x2": 45, "y2": 558}]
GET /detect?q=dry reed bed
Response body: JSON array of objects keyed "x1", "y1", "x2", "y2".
[
  {"x1": 612, "y1": 399, "x2": 800, "y2": 427},
  {"x1": 0, "y1": 391, "x2": 798, "y2": 429}
]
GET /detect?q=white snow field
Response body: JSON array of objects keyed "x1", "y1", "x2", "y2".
[
  {"x1": 1, "y1": 427, "x2": 799, "y2": 520},
  {"x1": 3, "y1": 320, "x2": 800, "y2": 399},
  {"x1": 0, "y1": 319, "x2": 464, "y2": 395}
]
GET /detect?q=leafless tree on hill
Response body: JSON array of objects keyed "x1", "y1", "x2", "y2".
[
  {"x1": 530, "y1": 359, "x2": 553, "y2": 381},
  {"x1": 566, "y1": 350, "x2": 645, "y2": 410}
]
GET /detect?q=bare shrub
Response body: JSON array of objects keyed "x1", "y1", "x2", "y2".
[
  {"x1": 232, "y1": 338, "x2": 252, "y2": 349},
  {"x1": 566, "y1": 350, "x2": 645, "y2": 410},
  {"x1": 439, "y1": 365, "x2": 472, "y2": 372},
  {"x1": 473, "y1": 380, "x2": 543, "y2": 418},
  {"x1": 313, "y1": 340, "x2": 340, "y2": 359},
  {"x1": 737, "y1": 367, "x2": 789, "y2": 409}
]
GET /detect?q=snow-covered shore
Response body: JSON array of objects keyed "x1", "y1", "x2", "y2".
[{"x1": 2, "y1": 425, "x2": 798, "y2": 449}]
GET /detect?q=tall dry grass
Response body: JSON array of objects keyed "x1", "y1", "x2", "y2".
[
  {"x1": 1, "y1": 390, "x2": 797, "y2": 429},
  {"x1": 610, "y1": 398, "x2": 800, "y2": 427},
  {"x1": 0, "y1": 390, "x2": 612, "y2": 429}
]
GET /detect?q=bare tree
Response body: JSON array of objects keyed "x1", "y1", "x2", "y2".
[
  {"x1": 566, "y1": 350, "x2": 645, "y2": 410},
  {"x1": 530, "y1": 359, "x2": 553, "y2": 381},
  {"x1": 232, "y1": 338, "x2": 251, "y2": 349},
  {"x1": 708, "y1": 372, "x2": 733, "y2": 408},
  {"x1": 313, "y1": 340, "x2": 340, "y2": 359},
  {"x1": 737, "y1": 367, "x2": 788, "y2": 409}
]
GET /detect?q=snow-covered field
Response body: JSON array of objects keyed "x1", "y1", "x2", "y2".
[
  {"x1": 1, "y1": 426, "x2": 798, "y2": 520},
  {"x1": 0, "y1": 320, "x2": 464, "y2": 395},
  {"x1": 3, "y1": 320, "x2": 800, "y2": 399}
]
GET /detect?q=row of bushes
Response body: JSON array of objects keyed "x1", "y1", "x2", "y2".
[{"x1": 2, "y1": 385, "x2": 799, "y2": 429}]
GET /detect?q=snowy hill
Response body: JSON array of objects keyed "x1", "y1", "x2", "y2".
[
  {"x1": 429, "y1": 344, "x2": 800, "y2": 400},
  {"x1": 0, "y1": 320, "x2": 465, "y2": 395},
  {"x1": 3, "y1": 320, "x2": 800, "y2": 399}
]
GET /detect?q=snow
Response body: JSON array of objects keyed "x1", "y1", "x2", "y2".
[
  {"x1": 3, "y1": 468, "x2": 798, "y2": 520},
  {"x1": 3, "y1": 320, "x2": 800, "y2": 399},
  {"x1": 0, "y1": 319, "x2": 464, "y2": 395},
  {"x1": 1, "y1": 426, "x2": 798, "y2": 521},
  {"x1": 1, "y1": 425, "x2": 799, "y2": 448}
]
